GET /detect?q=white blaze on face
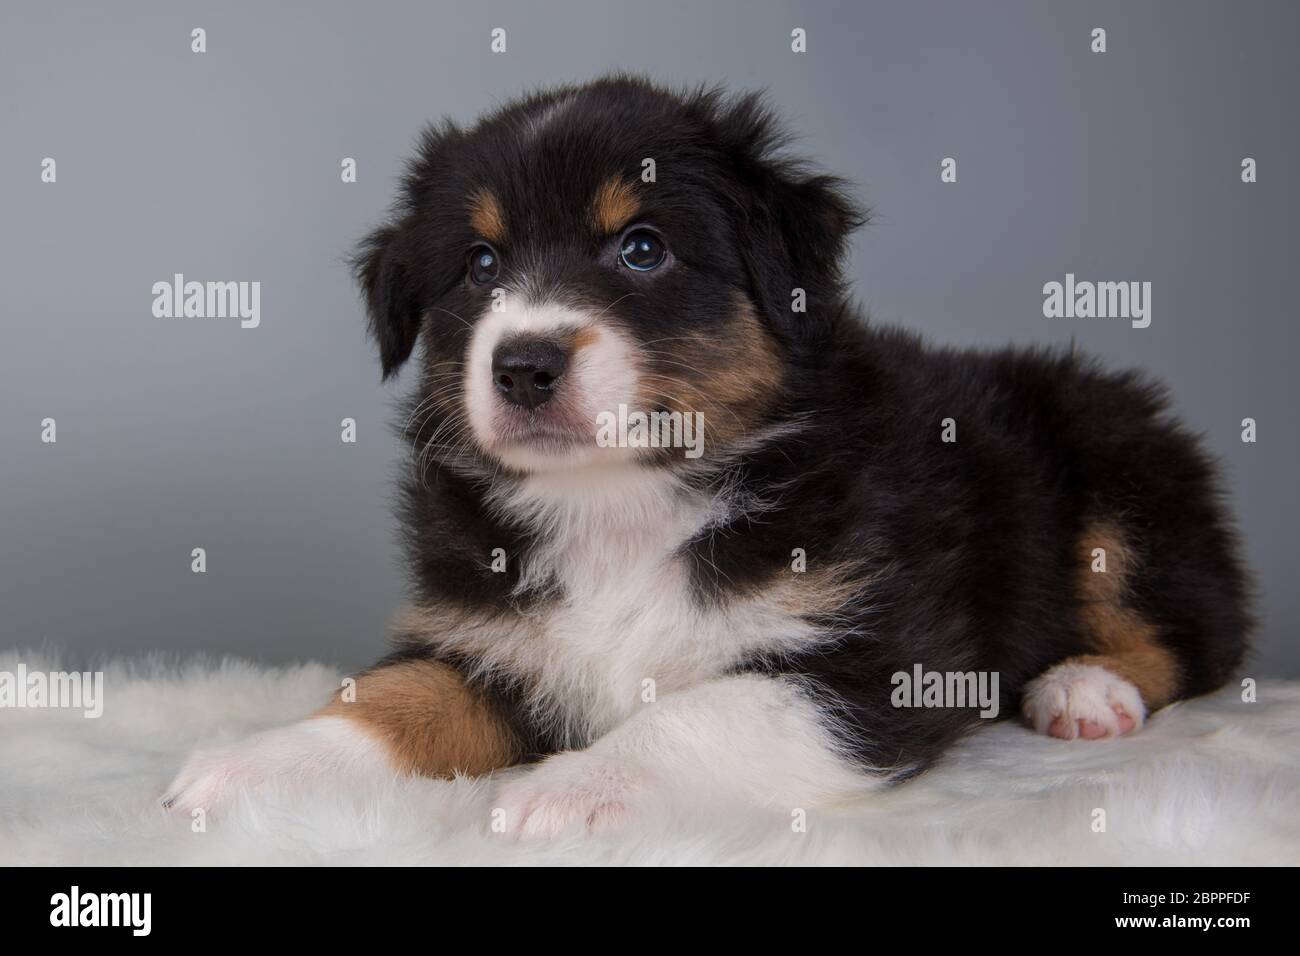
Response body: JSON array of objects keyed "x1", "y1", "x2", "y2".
[{"x1": 464, "y1": 294, "x2": 642, "y2": 472}]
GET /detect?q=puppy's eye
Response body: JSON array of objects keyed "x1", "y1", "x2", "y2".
[
  {"x1": 468, "y1": 244, "x2": 500, "y2": 285},
  {"x1": 619, "y1": 229, "x2": 667, "y2": 272}
]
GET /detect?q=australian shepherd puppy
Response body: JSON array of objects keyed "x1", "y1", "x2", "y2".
[{"x1": 165, "y1": 76, "x2": 1251, "y2": 838}]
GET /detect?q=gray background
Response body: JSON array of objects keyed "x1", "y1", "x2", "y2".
[{"x1": 2, "y1": 0, "x2": 1296, "y2": 675}]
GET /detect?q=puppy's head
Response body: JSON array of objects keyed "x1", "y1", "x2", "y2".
[{"x1": 355, "y1": 76, "x2": 864, "y2": 474}]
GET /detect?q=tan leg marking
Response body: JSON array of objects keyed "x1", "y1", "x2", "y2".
[{"x1": 321, "y1": 658, "x2": 520, "y2": 777}]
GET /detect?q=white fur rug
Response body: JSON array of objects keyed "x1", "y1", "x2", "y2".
[{"x1": 2, "y1": 652, "x2": 1297, "y2": 866}]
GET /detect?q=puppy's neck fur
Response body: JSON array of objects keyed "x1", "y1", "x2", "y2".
[
  {"x1": 488, "y1": 464, "x2": 727, "y2": 602},
  {"x1": 429, "y1": 458, "x2": 829, "y2": 746}
]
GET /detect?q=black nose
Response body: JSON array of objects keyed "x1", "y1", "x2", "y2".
[{"x1": 491, "y1": 338, "x2": 569, "y2": 409}]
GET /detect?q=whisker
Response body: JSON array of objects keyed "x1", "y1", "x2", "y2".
[
  {"x1": 430, "y1": 307, "x2": 476, "y2": 333},
  {"x1": 590, "y1": 291, "x2": 644, "y2": 320}
]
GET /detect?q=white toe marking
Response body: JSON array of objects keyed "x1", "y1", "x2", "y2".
[
  {"x1": 1022, "y1": 662, "x2": 1146, "y2": 740},
  {"x1": 493, "y1": 751, "x2": 639, "y2": 840}
]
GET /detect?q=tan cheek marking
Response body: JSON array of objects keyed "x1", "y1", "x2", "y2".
[
  {"x1": 1075, "y1": 521, "x2": 1179, "y2": 709},
  {"x1": 570, "y1": 326, "x2": 600, "y2": 352},
  {"x1": 590, "y1": 177, "x2": 640, "y2": 234},
  {"x1": 707, "y1": 297, "x2": 784, "y2": 409},
  {"x1": 321, "y1": 657, "x2": 520, "y2": 777},
  {"x1": 637, "y1": 294, "x2": 784, "y2": 446},
  {"x1": 468, "y1": 189, "x2": 507, "y2": 245}
]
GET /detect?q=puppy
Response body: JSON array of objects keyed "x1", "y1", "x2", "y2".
[{"x1": 165, "y1": 76, "x2": 1251, "y2": 837}]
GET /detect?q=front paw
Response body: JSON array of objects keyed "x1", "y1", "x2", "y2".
[
  {"x1": 162, "y1": 716, "x2": 388, "y2": 817},
  {"x1": 163, "y1": 736, "x2": 276, "y2": 816},
  {"x1": 493, "y1": 750, "x2": 642, "y2": 840}
]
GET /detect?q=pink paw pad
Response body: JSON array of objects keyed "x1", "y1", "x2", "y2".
[
  {"x1": 1046, "y1": 702, "x2": 1138, "y2": 740},
  {"x1": 1023, "y1": 662, "x2": 1147, "y2": 742}
]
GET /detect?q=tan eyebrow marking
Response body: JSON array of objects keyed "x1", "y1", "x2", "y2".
[
  {"x1": 589, "y1": 177, "x2": 641, "y2": 234},
  {"x1": 468, "y1": 188, "x2": 507, "y2": 244}
]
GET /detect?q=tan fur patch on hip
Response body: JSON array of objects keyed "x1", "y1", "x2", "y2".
[{"x1": 1077, "y1": 521, "x2": 1179, "y2": 708}]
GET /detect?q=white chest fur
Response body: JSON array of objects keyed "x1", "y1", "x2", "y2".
[{"x1": 427, "y1": 466, "x2": 825, "y2": 744}]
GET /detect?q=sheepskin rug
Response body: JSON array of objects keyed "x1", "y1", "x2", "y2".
[{"x1": 2, "y1": 651, "x2": 1297, "y2": 866}]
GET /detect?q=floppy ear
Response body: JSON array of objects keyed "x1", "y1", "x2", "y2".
[
  {"x1": 353, "y1": 223, "x2": 422, "y2": 380},
  {"x1": 354, "y1": 122, "x2": 466, "y2": 379},
  {"x1": 716, "y1": 93, "x2": 867, "y2": 339}
]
